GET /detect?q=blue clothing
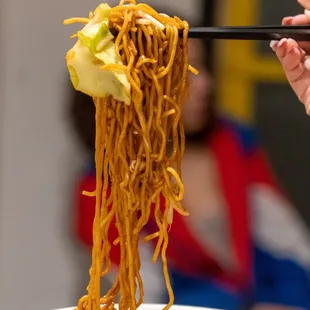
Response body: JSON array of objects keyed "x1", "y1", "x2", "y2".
[
  {"x1": 165, "y1": 119, "x2": 310, "y2": 309},
  {"x1": 168, "y1": 270, "x2": 247, "y2": 309},
  {"x1": 254, "y1": 247, "x2": 310, "y2": 309},
  {"x1": 167, "y1": 247, "x2": 310, "y2": 309}
]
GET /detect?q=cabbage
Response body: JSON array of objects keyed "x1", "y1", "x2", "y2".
[
  {"x1": 78, "y1": 4, "x2": 113, "y2": 54},
  {"x1": 65, "y1": 3, "x2": 131, "y2": 104}
]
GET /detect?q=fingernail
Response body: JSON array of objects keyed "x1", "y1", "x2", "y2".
[
  {"x1": 305, "y1": 57, "x2": 310, "y2": 70},
  {"x1": 278, "y1": 39, "x2": 286, "y2": 48},
  {"x1": 283, "y1": 16, "x2": 293, "y2": 23},
  {"x1": 270, "y1": 40, "x2": 278, "y2": 49},
  {"x1": 287, "y1": 46, "x2": 295, "y2": 53},
  {"x1": 287, "y1": 39, "x2": 297, "y2": 53}
]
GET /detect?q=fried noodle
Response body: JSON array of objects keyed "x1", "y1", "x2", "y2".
[{"x1": 66, "y1": 1, "x2": 197, "y2": 309}]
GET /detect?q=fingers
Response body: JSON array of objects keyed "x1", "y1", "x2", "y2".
[
  {"x1": 271, "y1": 38, "x2": 301, "y2": 60},
  {"x1": 282, "y1": 16, "x2": 293, "y2": 25},
  {"x1": 281, "y1": 13, "x2": 310, "y2": 53},
  {"x1": 272, "y1": 38, "x2": 310, "y2": 116},
  {"x1": 271, "y1": 38, "x2": 306, "y2": 86},
  {"x1": 281, "y1": 45, "x2": 304, "y2": 74},
  {"x1": 277, "y1": 38, "x2": 298, "y2": 59},
  {"x1": 292, "y1": 13, "x2": 309, "y2": 24},
  {"x1": 282, "y1": 12, "x2": 310, "y2": 25}
]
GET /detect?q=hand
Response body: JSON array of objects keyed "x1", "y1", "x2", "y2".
[{"x1": 271, "y1": 11, "x2": 310, "y2": 114}]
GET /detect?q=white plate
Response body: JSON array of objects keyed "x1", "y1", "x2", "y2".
[{"x1": 55, "y1": 304, "x2": 219, "y2": 310}]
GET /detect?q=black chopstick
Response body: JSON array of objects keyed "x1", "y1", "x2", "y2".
[
  {"x1": 111, "y1": 25, "x2": 310, "y2": 41},
  {"x1": 188, "y1": 25, "x2": 310, "y2": 41}
]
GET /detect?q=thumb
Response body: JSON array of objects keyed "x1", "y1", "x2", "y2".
[
  {"x1": 281, "y1": 46, "x2": 304, "y2": 73},
  {"x1": 272, "y1": 39, "x2": 305, "y2": 82}
]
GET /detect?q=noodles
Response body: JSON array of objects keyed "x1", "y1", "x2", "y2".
[{"x1": 65, "y1": 1, "x2": 197, "y2": 309}]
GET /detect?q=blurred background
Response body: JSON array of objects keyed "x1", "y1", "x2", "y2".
[{"x1": 1, "y1": 0, "x2": 310, "y2": 309}]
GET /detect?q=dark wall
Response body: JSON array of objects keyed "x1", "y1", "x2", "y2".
[{"x1": 255, "y1": 83, "x2": 310, "y2": 226}]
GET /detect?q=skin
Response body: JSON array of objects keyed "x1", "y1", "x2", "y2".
[{"x1": 272, "y1": 0, "x2": 310, "y2": 115}]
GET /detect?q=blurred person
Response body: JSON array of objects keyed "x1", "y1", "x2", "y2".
[
  {"x1": 272, "y1": 1, "x2": 310, "y2": 115},
  {"x1": 69, "y1": 27, "x2": 310, "y2": 310}
]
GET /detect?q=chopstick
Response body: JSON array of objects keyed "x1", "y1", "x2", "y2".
[
  {"x1": 111, "y1": 25, "x2": 310, "y2": 41},
  {"x1": 188, "y1": 25, "x2": 310, "y2": 41}
]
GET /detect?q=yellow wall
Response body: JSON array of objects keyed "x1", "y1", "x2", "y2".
[{"x1": 215, "y1": 0, "x2": 286, "y2": 124}]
